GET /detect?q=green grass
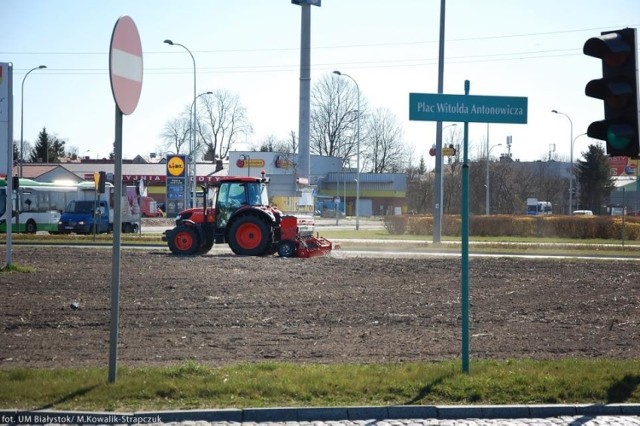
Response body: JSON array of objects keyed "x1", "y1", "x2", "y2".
[
  {"x1": 319, "y1": 228, "x2": 640, "y2": 245},
  {"x1": 0, "y1": 263, "x2": 36, "y2": 273},
  {"x1": 1, "y1": 360, "x2": 640, "y2": 411}
]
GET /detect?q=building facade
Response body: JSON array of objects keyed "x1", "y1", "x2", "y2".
[{"x1": 14, "y1": 151, "x2": 409, "y2": 217}]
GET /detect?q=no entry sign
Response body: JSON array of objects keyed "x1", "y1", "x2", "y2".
[{"x1": 109, "y1": 16, "x2": 143, "y2": 115}]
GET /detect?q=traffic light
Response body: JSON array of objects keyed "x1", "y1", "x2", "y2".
[
  {"x1": 94, "y1": 171, "x2": 106, "y2": 194},
  {"x1": 584, "y1": 28, "x2": 639, "y2": 158}
]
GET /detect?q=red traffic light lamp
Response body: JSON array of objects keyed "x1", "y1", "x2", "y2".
[{"x1": 584, "y1": 28, "x2": 639, "y2": 158}]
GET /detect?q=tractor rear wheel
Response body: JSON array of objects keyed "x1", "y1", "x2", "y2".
[
  {"x1": 228, "y1": 215, "x2": 272, "y2": 256},
  {"x1": 167, "y1": 226, "x2": 200, "y2": 255}
]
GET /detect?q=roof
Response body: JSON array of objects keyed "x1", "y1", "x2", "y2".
[
  {"x1": 15, "y1": 161, "x2": 229, "y2": 181},
  {"x1": 12, "y1": 165, "x2": 84, "y2": 183},
  {"x1": 12, "y1": 165, "x2": 58, "y2": 179}
]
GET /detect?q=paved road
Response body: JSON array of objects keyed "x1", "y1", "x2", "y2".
[{"x1": 140, "y1": 217, "x2": 385, "y2": 234}]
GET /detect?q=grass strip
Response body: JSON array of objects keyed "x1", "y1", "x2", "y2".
[{"x1": 1, "y1": 360, "x2": 639, "y2": 411}]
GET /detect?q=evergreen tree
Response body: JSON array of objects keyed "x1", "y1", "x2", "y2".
[
  {"x1": 575, "y1": 144, "x2": 615, "y2": 214},
  {"x1": 28, "y1": 127, "x2": 66, "y2": 163},
  {"x1": 418, "y1": 156, "x2": 427, "y2": 175}
]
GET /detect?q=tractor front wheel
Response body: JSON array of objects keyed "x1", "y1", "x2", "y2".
[
  {"x1": 167, "y1": 226, "x2": 200, "y2": 255},
  {"x1": 228, "y1": 215, "x2": 272, "y2": 256}
]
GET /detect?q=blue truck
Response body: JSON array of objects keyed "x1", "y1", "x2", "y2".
[
  {"x1": 57, "y1": 183, "x2": 141, "y2": 234},
  {"x1": 58, "y1": 199, "x2": 111, "y2": 234}
]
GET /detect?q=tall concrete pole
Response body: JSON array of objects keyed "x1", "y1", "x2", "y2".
[
  {"x1": 433, "y1": 0, "x2": 446, "y2": 243},
  {"x1": 297, "y1": 3, "x2": 311, "y2": 182}
]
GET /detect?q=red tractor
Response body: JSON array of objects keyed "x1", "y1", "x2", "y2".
[{"x1": 162, "y1": 174, "x2": 334, "y2": 257}]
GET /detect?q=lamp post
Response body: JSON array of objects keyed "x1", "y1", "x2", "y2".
[
  {"x1": 19, "y1": 65, "x2": 46, "y2": 177},
  {"x1": 164, "y1": 39, "x2": 197, "y2": 207},
  {"x1": 442, "y1": 123, "x2": 457, "y2": 151},
  {"x1": 332, "y1": 70, "x2": 360, "y2": 230},
  {"x1": 572, "y1": 133, "x2": 589, "y2": 210},
  {"x1": 551, "y1": 110, "x2": 574, "y2": 214},
  {"x1": 83, "y1": 150, "x2": 91, "y2": 160},
  {"x1": 485, "y1": 143, "x2": 502, "y2": 215}
]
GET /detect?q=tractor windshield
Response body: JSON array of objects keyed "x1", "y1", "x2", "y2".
[{"x1": 246, "y1": 182, "x2": 269, "y2": 206}]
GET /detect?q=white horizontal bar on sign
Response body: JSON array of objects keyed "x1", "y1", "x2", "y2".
[{"x1": 111, "y1": 48, "x2": 142, "y2": 83}]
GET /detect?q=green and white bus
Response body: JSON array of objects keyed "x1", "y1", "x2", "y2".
[{"x1": 0, "y1": 178, "x2": 79, "y2": 233}]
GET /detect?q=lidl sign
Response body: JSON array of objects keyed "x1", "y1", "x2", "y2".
[
  {"x1": 166, "y1": 155, "x2": 186, "y2": 177},
  {"x1": 409, "y1": 93, "x2": 528, "y2": 124}
]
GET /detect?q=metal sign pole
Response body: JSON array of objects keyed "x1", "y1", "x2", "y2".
[
  {"x1": 108, "y1": 106, "x2": 123, "y2": 383},
  {"x1": 1, "y1": 63, "x2": 13, "y2": 267},
  {"x1": 107, "y1": 14, "x2": 142, "y2": 383},
  {"x1": 461, "y1": 80, "x2": 471, "y2": 374}
]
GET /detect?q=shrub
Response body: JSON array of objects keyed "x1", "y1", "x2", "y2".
[
  {"x1": 407, "y1": 216, "x2": 432, "y2": 235},
  {"x1": 384, "y1": 214, "x2": 640, "y2": 240},
  {"x1": 383, "y1": 215, "x2": 408, "y2": 235}
]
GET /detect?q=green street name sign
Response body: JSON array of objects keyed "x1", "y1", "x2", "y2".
[{"x1": 409, "y1": 93, "x2": 528, "y2": 124}]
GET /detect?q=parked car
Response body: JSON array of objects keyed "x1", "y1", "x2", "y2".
[{"x1": 572, "y1": 210, "x2": 593, "y2": 216}]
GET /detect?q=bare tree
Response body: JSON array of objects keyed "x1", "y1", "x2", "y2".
[
  {"x1": 490, "y1": 161, "x2": 527, "y2": 214},
  {"x1": 251, "y1": 132, "x2": 297, "y2": 154},
  {"x1": 310, "y1": 73, "x2": 362, "y2": 166},
  {"x1": 364, "y1": 107, "x2": 407, "y2": 173},
  {"x1": 160, "y1": 111, "x2": 190, "y2": 155},
  {"x1": 406, "y1": 161, "x2": 434, "y2": 214},
  {"x1": 286, "y1": 130, "x2": 298, "y2": 154},
  {"x1": 198, "y1": 89, "x2": 252, "y2": 162}
]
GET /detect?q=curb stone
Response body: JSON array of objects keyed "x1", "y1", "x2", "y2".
[{"x1": 2, "y1": 404, "x2": 640, "y2": 423}]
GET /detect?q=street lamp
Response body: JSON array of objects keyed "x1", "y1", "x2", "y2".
[
  {"x1": 442, "y1": 123, "x2": 457, "y2": 150},
  {"x1": 485, "y1": 143, "x2": 502, "y2": 215},
  {"x1": 571, "y1": 133, "x2": 589, "y2": 210},
  {"x1": 83, "y1": 150, "x2": 91, "y2": 160},
  {"x1": 333, "y1": 70, "x2": 360, "y2": 230},
  {"x1": 19, "y1": 65, "x2": 46, "y2": 177},
  {"x1": 164, "y1": 39, "x2": 197, "y2": 208},
  {"x1": 551, "y1": 110, "x2": 574, "y2": 214}
]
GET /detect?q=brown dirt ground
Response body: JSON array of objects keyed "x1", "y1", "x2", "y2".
[{"x1": 1, "y1": 246, "x2": 639, "y2": 368}]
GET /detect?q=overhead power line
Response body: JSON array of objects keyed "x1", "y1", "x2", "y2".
[{"x1": 2, "y1": 24, "x2": 637, "y2": 56}]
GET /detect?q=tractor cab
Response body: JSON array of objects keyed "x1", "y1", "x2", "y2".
[{"x1": 214, "y1": 180, "x2": 270, "y2": 229}]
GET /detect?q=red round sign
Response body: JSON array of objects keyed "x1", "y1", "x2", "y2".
[{"x1": 109, "y1": 16, "x2": 143, "y2": 115}]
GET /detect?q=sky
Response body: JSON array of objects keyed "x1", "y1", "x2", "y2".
[{"x1": 2, "y1": 0, "x2": 639, "y2": 168}]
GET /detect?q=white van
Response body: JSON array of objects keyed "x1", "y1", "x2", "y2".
[{"x1": 572, "y1": 210, "x2": 593, "y2": 216}]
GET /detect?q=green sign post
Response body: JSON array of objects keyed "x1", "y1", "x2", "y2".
[{"x1": 409, "y1": 85, "x2": 528, "y2": 373}]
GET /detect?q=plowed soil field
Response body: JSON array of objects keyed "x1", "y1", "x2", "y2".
[{"x1": 1, "y1": 246, "x2": 639, "y2": 368}]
